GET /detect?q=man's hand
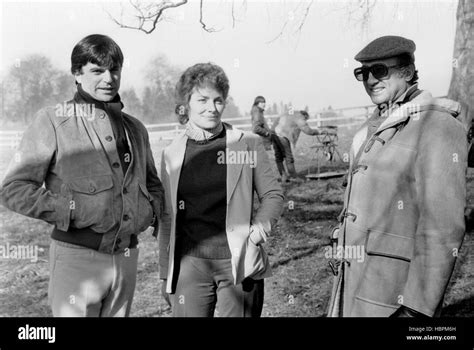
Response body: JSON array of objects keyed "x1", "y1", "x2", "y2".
[{"x1": 161, "y1": 279, "x2": 171, "y2": 308}]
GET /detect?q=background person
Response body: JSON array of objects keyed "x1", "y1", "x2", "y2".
[
  {"x1": 251, "y1": 96, "x2": 287, "y2": 182},
  {"x1": 273, "y1": 110, "x2": 336, "y2": 180}
]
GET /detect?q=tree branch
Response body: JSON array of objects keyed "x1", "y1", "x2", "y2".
[
  {"x1": 107, "y1": 0, "x2": 188, "y2": 34},
  {"x1": 294, "y1": 0, "x2": 314, "y2": 34},
  {"x1": 231, "y1": 0, "x2": 236, "y2": 28},
  {"x1": 199, "y1": 0, "x2": 220, "y2": 32},
  {"x1": 266, "y1": 19, "x2": 289, "y2": 44}
]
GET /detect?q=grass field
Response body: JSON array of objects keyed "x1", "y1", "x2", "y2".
[{"x1": 0, "y1": 126, "x2": 472, "y2": 317}]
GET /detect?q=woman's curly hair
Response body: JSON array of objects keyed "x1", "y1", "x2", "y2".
[{"x1": 175, "y1": 63, "x2": 230, "y2": 124}]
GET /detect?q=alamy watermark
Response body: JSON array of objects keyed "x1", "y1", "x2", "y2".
[
  {"x1": 55, "y1": 102, "x2": 96, "y2": 120},
  {"x1": 217, "y1": 148, "x2": 257, "y2": 168},
  {"x1": 324, "y1": 243, "x2": 365, "y2": 263},
  {"x1": 18, "y1": 324, "x2": 55, "y2": 343},
  {"x1": 0, "y1": 243, "x2": 41, "y2": 263}
]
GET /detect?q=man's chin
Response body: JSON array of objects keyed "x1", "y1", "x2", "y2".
[
  {"x1": 95, "y1": 92, "x2": 117, "y2": 102},
  {"x1": 369, "y1": 94, "x2": 388, "y2": 106}
]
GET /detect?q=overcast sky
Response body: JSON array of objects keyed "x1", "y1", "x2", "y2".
[{"x1": 0, "y1": 0, "x2": 458, "y2": 114}]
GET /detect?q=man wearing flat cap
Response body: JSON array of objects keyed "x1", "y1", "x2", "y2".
[{"x1": 328, "y1": 35, "x2": 468, "y2": 317}]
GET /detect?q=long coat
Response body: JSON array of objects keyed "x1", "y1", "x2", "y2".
[
  {"x1": 328, "y1": 91, "x2": 468, "y2": 317},
  {"x1": 158, "y1": 123, "x2": 284, "y2": 293}
]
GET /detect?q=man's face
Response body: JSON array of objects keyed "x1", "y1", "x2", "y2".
[
  {"x1": 75, "y1": 62, "x2": 121, "y2": 102},
  {"x1": 360, "y1": 57, "x2": 410, "y2": 105},
  {"x1": 187, "y1": 85, "x2": 225, "y2": 130}
]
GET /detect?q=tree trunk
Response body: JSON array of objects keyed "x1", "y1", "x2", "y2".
[{"x1": 448, "y1": 0, "x2": 474, "y2": 130}]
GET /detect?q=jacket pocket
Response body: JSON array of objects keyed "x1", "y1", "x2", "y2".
[
  {"x1": 68, "y1": 174, "x2": 115, "y2": 232},
  {"x1": 365, "y1": 229, "x2": 413, "y2": 261},
  {"x1": 137, "y1": 183, "x2": 154, "y2": 232},
  {"x1": 355, "y1": 230, "x2": 413, "y2": 310}
]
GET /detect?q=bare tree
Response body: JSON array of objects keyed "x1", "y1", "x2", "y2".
[
  {"x1": 2, "y1": 55, "x2": 74, "y2": 124},
  {"x1": 107, "y1": 0, "x2": 472, "y2": 129},
  {"x1": 106, "y1": 0, "x2": 316, "y2": 37},
  {"x1": 265, "y1": 0, "x2": 315, "y2": 44},
  {"x1": 106, "y1": 0, "x2": 221, "y2": 34},
  {"x1": 448, "y1": 0, "x2": 473, "y2": 130}
]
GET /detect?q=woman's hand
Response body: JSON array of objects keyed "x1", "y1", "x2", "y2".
[
  {"x1": 249, "y1": 225, "x2": 264, "y2": 246},
  {"x1": 161, "y1": 279, "x2": 171, "y2": 308}
]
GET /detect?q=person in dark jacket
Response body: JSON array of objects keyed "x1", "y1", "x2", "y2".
[
  {"x1": 0, "y1": 34, "x2": 164, "y2": 317},
  {"x1": 251, "y1": 96, "x2": 287, "y2": 181}
]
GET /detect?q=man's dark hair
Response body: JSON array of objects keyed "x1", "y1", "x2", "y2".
[
  {"x1": 397, "y1": 53, "x2": 418, "y2": 85},
  {"x1": 175, "y1": 62, "x2": 230, "y2": 124},
  {"x1": 71, "y1": 34, "x2": 124, "y2": 75}
]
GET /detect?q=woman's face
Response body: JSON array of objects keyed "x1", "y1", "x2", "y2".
[
  {"x1": 188, "y1": 85, "x2": 226, "y2": 130},
  {"x1": 258, "y1": 101, "x2": 266, "y2": 110}
]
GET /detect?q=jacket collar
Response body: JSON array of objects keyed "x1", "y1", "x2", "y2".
[
  {"x1": 185, "y1": 120, "x2": 224, "y2": 141},
  {"x1": 375, "y1": 89, "x2": 433, "y2": 134},
  {"x1": 225, "y1": 124, "x2": 246, "y2": 204},
  {"x1": 74, "y1": 84, "x2": 124, "y2": 112},
  {"x1": 395, "y1": 83, "x2": 420, "y2": 106},
  {"x1": 165, "y1": 123, "x2": 246, "y2": 212}
]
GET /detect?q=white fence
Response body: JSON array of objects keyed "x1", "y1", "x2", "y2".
[
  {"x1": 0, "y1": 105, "x2": 374, "y2": 149},
  {"x1": 146, "y1": 105, "x2": 374, "y2": 143},
  {"x1": 0, "y1": 131, "x2": 23, "y2": 149}
]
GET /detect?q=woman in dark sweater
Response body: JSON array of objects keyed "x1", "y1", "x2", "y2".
[{"x1": 158, "y1": 63, "x2": 284, "y2": 317}]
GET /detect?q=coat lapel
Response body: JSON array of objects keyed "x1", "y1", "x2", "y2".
[
  {"x1": 166, "y1": 132, "x2": 188, "y2": 213},
  {"x1": 375, "y1": 90, "x2": 433, "y2": 134},
  {"x1": 166, "y1": 124, "x2": 247, "y2": 209},
  {"x1": 351, "y1": 125, "x2": 369, "y2": 158},
  {"x1": 225, "y1": 125, "x2": 246, "y2": 204}
]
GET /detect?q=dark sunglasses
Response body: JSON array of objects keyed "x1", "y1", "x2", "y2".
[{"x1": 354, "y1": 63, "x2": 402, "y2": 81}]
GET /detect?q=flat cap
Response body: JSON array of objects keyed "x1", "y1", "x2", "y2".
[{"x1": 354, "y1": 35, "x2": 416, "y2": 62}]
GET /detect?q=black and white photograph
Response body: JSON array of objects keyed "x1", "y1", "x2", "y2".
[{"x1": 0, "y1": 0, "x2": 473, "y2": 346}]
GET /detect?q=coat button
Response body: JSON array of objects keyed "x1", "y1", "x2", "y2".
[
  {"x1": 89, "y1": 186, "x2": 96, "y2": 193},
  {"x1": 112, "y1": 162, "x2": 120, "y2": 168},
  {"x1": 105, "y1": 136, "x2": 113, "y2": 142},
  {"x1": 123, "y1": 214, "x2": 130, "y2": 221},
  {"x1": 99, "y1": 113, "x2": 106, "y2": 119}
]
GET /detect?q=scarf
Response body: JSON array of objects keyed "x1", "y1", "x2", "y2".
[
  {"x1": 185, "y1": 120, "x2": 224, "y2": 142},
  {"x1": 74, "y1": 84, "x2": 123, "y2": 117},
  {"x1": 74, "y1": 84, "x2": 130, "y2": 174}
]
